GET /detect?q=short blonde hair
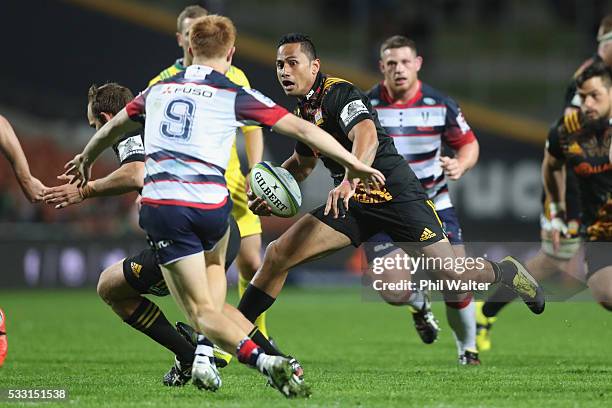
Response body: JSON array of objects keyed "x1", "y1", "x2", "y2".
[{"x1": 189, "y1": 15, "x2": 236, "y2": 59}]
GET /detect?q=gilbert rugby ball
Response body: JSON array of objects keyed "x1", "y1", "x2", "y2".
[{"x1": 250, "y1": 161, "x2": 302, "y2": 218}]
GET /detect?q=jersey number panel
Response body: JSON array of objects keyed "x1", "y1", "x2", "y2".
[{"x1": 160, "y1": 98, "x2": 195, "y2": 141}]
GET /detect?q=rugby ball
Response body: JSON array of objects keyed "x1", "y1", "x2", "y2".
[{"x1": 250, "y1": 161, "x2": 302, "y2": 218}]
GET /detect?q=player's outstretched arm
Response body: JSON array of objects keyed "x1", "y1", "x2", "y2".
[
  {"x1": 271, "y1": 113, "x2": 385, "y2": 188},
  {"x1": 44, "y1": 161, "x2": 144, "y2": 208},
  {"x1": 0, "y1": 115, "x2": 47, "y2": 202},
  {"x1": 65, "y1": 109, "x2": 140, "y2": 187},
  {"x1": 542, "y1": 148, "x2": 568, "y2": 252}
]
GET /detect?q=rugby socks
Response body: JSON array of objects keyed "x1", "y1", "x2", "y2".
[
  {"x1": 239, "y1": 273, "x2": 269, "y2": 338},
  {"x1": 445, "y1": 296, "x2": 477, "y2": 355},
  {"x1": 407, "y1": 290, "x2": 425, "y2": 311},
  {"x1": 249, "y1": 327, "x2": 284, "y2": 356},
  {"x1": 124, "y1": 298, "x2": 195, "y2": 363},
  {"x1": 236, "y1": 337, "x2": 263, "y2": 367},
  {"x1": 195, "y1": 334, "x2": 215, "y2": 364},
  {"x1": 238, "y1": 284, "x2": 276, "y2": 323},
  {"x1": 482, "y1": 286, "x2": 517, "y2": 318}
]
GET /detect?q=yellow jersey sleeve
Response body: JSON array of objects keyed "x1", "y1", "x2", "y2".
[{"x1": 227, "y1": 66, "x2": 261, "y2": 134}]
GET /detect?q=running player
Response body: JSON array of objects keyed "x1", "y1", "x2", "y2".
[
  {"x1": 476, "y1": 15, "x2": 612, "y2": 350},
  {"x1": 238, "y1": 34, "x2": 545, "y2": 346},
  {"x1": 542, "y1": 61, "x2": 612, "y2": 312},
  {"x1": 65, "y1": 16, "x2": 382, "y2": 396},
  {"x1": 0, "y1": 114, "x2": 47, "y2": 366},
  {"x1": 149, "y1": 5, "x2": 270, "y2": 342},
  {"x1": 366, "y1": 35, "x2": 481, "y2": 364},
  {"x1": 43, "y1": 83, "x2": 259, "y2": 387}
]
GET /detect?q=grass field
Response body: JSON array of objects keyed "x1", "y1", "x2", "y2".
[{"x1": 1, "y1": 287, "x2": 612, "y2": 407}]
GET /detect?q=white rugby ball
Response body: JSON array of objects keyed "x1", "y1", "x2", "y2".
[{"x1": 250, "y1": 161, "x2": 302, "y2": 218}]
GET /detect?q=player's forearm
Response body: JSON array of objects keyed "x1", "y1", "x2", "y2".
[
  {"x1": 82, "y1": 109, "x2": 139, "y2": 164},
  {"x1": 281, "y1": 153, "x2": 314, "y2": 182},
  {"x1": 542, "y1": 152, "x2": 565, "y2": 206},
  {"x1": 455, "y1": 140, "x2": 479, "y2": 173},
  {"x1": 0, "y1": 116, "x2": 32, "y2": 184},
  {"x1": 244, "y1": 128, "x2": 264, "y2": 169},
  {"x1": 84, "y1": 162, "x2": 144, "y2": 198},
  {"x1": 348, "y1": 125, "x2": 378, "y2": 169}
]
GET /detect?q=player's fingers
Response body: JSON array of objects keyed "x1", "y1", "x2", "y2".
[
  {"x1": 324, "y1": 190, "x2": 334, "y2": 216},
  {"x1": 343, "y1": 194, "x2": 350, "y2": 218},
  {"x1": 552, "y1": 230, "x2": 561, "y2": 253},
  {"x1": 57, "y1": 174, "x2": 71, "y2": 181}
]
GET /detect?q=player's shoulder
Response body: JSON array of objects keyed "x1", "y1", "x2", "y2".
[
  {"x1": 226, "y1": 65, "x2": 250, "y2": 87},
  {"x1": 366, "y1": 83, "x2": 383, "y2": 106},
  {"x1": 321, "y1": 75, "x2": 360, "y2": 104},
  {"x1": 149, "y1": 59, "x2": 185, "y2": 87},
  {"x1": 419, "y1": 82, "x2": 457, "y2": 107}
]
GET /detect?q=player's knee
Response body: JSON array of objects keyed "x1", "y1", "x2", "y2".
[
  {"x1": 379, "y1": 289, "x2": 413, "y2": 306},
  {"x1": 96, "y1": 262, "x2": 123, "y2": 305},
  {"x1": 263, "y1": 240, "x2": 290, "y2": 269}
]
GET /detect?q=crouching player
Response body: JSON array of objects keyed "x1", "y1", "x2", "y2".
[{"x1": 65, "y1": 16, "x2": 383, "y2": 397}]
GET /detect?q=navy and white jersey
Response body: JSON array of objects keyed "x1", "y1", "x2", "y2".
[
  {"x1": 367, "y1": 81, "x2": 476, "y2": 210},
  {"x1": 126, "y1": 64, "x2": 289, "y2": 210}
]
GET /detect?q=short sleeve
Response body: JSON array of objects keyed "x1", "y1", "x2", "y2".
[
  {"x1": 227, "y1": 66, "x2": 262, "y2": 134},
  {"x1": 442, "y1": 97, "x2": 476, "y2": 150},
  {"x1": 112, "y1": 131, "x2": 145, "y2": 165},
  {"x1": 234, "y1": 87, "x2": 289, "y2": 127},
  {"x1": 125, "y1": 89, "x2": 150, "y2": 119},
  {"x1": 324, "y1": 83, "x2": 373, "y2": 134},
  {"x1": 546, "y1": 122, "x2": 565, "y2": 161}
]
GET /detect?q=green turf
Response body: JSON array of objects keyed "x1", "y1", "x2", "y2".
[{"x1": 1, "y1": 288, "x2": 611, "y2": 407}]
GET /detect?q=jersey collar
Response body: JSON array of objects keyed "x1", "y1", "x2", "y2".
[
  {"x1": 380, "y1": 80, "x2": 422, "y2": 107},
  {"x1": 302, "y1": 72, "x2": 324, "y2": 102},
  {"x1": 175, "y1": 58, "x2": 186, "y2": 70}
]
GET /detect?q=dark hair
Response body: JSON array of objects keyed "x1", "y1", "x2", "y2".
[
  {"x1": 88, "y1": 83, "x2": 134, "y2": 121},
  {"x1": 576, "y1": 60, "x2": 612, "y2": 88},
  {"x1": 380, "y1": 35, "x2": 417, "y2": 58},
  {"x1": 277, "y1": 33, "x2": 317, "y2": 60},
  {"x1": 600, "y1": 14, "x2": 612, "y2": 36},
  {"x1": 177, "y1": 5, "x2": 208, "y2": 33}
]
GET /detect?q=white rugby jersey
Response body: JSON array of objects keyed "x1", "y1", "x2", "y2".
[
  {"x1": 367, "y1": 81, "x2": 476, "y2": 210},
  {"x1": 126, "y1": 65, "x2": 289, "y2": 209}
]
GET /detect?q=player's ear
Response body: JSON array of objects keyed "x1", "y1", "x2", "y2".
[
  {"x1": 311, "y1": 58, "x2": 321, "y2": 76},
  {"x1": 227, "y1": 46, "x2": 236, "y2": 62},
  {"x1": 188, "y1": 46, "x2": 194, "y2": 58},
  {"x1": 100, "y1": 112, "x2": 113, "y2": 124},
  {"x1": 415, "y1": 55, "x2": 423, "y2": 72},
  {"x1": 175, "y1": 32, "x2": 182, "y2": 47},
  {"x1": 378, "y1": 59, "x2": 385, "y2": 74}
]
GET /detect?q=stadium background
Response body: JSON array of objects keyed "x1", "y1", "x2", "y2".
[{"x1": 0, "y1": 0, "x2": 609, "y2": 290}]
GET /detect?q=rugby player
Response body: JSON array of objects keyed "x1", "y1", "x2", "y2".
[
  {"x1": 366, "y1": 35, "x2": 481, "y2": 364},
  {"x1": 0, "y1": 114, "x2": 47, "y2": 366},
  {"x1": 43, "y1": 83, "x2": 274, "y2": 387},
  {"x1": 476, "y1": 15, "x2": 612, "y2": 351},
  {"x1": 65, "y1": 16, "x2": 382, "y2": 396},
  {"x1": 238, "y1": 34, "x2": 545, "y2": 348},
  {"x1": 149, "y1": 5, "x2": 270, "y2": 342}
]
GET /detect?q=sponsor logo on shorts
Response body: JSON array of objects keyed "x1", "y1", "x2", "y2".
[
  {"x1": 420, "y1": 227, "x2": 437, "y2": 241},
  {"x1": 155, "y1": 240, "x2": 173, "y2": 250},
  {"x1": 130, "y1": 262, "x2": 142, "y2": 278}
]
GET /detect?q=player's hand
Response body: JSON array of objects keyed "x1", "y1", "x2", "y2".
[
  {"x1": 247, "y1": 189, "x2": 272, "y2": 216},
  {"x1": 550, "y1": 217, "x2": 569, "y2": 253},
  {"x1": 324, "y1": 180, "x2": 354, "y2": 219},
  {"x1": 562, "y1": 110, "x2": 584, "y2": 134},
  {"x1": 43, "y1": 175, "x2": 85, "y2": 209},
  {"x1": 64, "y1": 153, "x2": 92, "y2": 188},
  {"x1": 439, "y1": 156, "x2": 465, "y2": 180},
  {"x1": 20, "y1": 176, "x2": 48, "y2": 203},
  {"x1": 345, "y1": 162, "x2": 385, "y2": 193}
]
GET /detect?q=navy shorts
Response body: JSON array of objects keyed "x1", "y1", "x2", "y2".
[
  {"x1": 139, "y1": 200, "x2": 233, "y2": 265},
  {"x1": 364, "y1": 206, "x2": 463, "y2": 261}
]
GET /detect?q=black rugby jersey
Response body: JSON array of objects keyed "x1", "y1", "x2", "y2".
[
  {"x1": 294, "y1": 73, "x2": 425, "y2": 203},
  {"x1": 547, "y1": 118, "x2": 612, "y2": 241}
]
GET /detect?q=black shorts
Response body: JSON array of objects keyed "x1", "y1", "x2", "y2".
[
  {"x1": 311, "y1": 196, "x2": 445, "y2": 248},
  {"x1": 122, "y1": 216, "x2": 242, "y2": 296}
]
